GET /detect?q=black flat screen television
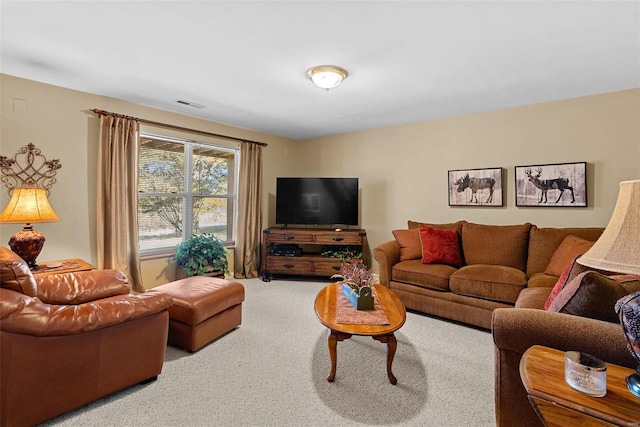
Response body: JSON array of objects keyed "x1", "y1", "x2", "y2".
[{"x1": 276, "y1": 177, "x2": 359, "y2": 226}]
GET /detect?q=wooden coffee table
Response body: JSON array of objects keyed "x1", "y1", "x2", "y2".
[{"x1": 314, "y1": 283, "x2": 406, "y2": 384}]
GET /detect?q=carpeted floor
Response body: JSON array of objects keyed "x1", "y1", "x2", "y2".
[{"x1": 42, "y1": 278, "x2": 495, "y2": 426}]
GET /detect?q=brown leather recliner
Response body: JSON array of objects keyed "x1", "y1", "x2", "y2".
[{"x1": 0, "y1": 247, "x2": 173, "y2": 427}]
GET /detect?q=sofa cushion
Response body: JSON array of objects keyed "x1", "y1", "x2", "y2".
[
  {"x1": 544, "y1": 235, "x2": 595, "y2": 276},
  {"x1": 392, "y1": 228, "x2": 422, "y2": 261},
  {"x1": 461, "y1": 222, "x2": 531, "y2": 271},
  {"x1": 391, "y1": 259, "x2": 455, "y2": 291},
  {"x1": 450, "y1": 264, "x2": 527, "y2": 304},
  {"x1": 527, "y1": 272, "x2": 560, "y2": 288},
  {"x1": 0, "y1": 246, "x2": 38, "y2": 297},
  {"x1": 515, "y1": 287, "x2": 553, "y2": 309},
  {"x1": 547, "y1": 271, "x2": 640, "y2": 323},
  {"x1": 526, "y1": 225, "x2": 604, "y2": 277},
  {"x1": 418, "y1": 225, "x2": 463, "y2": 267}
]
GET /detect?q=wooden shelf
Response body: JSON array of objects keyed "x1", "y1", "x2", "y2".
[{"x1": 261, "y1": 227, "x2": 367, "y2": 281}]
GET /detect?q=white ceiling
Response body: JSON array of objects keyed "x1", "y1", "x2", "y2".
[{"x1": 1, "y1": 1, "x2": 639, "y2": 141}]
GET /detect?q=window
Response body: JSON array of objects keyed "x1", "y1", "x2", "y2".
[{"x1": 138, "y1": 133, "x2": 238, "y2": 255}]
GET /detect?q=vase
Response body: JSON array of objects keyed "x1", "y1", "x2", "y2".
[{"x1": 341, "y1": 282, "x2": 374, "y2": 310}]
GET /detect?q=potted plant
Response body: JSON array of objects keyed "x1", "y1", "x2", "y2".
[
  {"x1": 331, "y1": 260, "x2": 375, "y2": 310},
  {"x1": 170, "y1": 233, "x2": 229, "y2": 279}
]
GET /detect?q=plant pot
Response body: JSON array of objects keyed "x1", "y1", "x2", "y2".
[
  {"x1": 341, "y1": 282, "x2": 374, "y2": 310},
  {"x1": 176, "y1": 267, "x2": 225, "y2": 280}
]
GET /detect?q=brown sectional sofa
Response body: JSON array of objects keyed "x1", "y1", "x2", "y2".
[
  {"x1": 374, "y1": 220, "x2": 640, "y2": 427},
  {"x1": 373, "y1": 220, "x2": 604, "y2": 329}
]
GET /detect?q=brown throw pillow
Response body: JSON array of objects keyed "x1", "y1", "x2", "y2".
[
  {"x1": 418, "y1": 225, "x2": 463, "y2": 267},
  {"x1": 544, "y1": 235, "x2": 595, "y2": 276},
  {"x1": 392, "y1": 228, "x2": 422, "y2": 261},
  {"x1": 547, "y1": 271, "x2": 640, "y2": 323}
]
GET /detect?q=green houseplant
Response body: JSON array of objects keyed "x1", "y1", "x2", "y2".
[{"x1": 170, "y1": 233, "x2": 229, "y2": 278}]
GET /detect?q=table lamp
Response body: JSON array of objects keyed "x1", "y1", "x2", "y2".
[
  {"x1": 577, "y1": 180, "x2": 640, "y2": 275},
  {"x1": 0, "y1": 187, "x2": 60, "y2": 269},
  {"x1": 577, "y1": 179, "x2": 640, "y2": 397}
]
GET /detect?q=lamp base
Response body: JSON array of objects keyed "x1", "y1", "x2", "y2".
[
  {"x1": 8, "y1": 224, "x2": 45, "y2": 270},
  {"x1": 627, "y1": 373, "x2": 640, "y2": 397}
]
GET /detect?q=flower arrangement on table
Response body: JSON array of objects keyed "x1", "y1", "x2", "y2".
[{"x1": 331, "y1": 260, "x2": 375, "y2": 310}]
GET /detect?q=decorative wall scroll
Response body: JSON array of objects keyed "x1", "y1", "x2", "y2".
[{"x1": 0, "y1": 143, "x2": 61, "y2": 195}]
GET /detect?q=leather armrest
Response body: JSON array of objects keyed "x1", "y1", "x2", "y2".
[
  {"x1": 373, "y1": 240, "x2": 400, "y2": 287},
  {"x1": 36, "y1": 270, "x2": 130, "y2": 304},
  {"x1": 492, "y1": 307, "x2": 636, "y2": 368},
  {"x1": 0, "y1": 289, "x2": 173, "y2": 336}
]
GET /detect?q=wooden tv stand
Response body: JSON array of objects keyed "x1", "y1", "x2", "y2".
[{"x1": 261, "y1": 227, "x2": 367, "y2": 281}]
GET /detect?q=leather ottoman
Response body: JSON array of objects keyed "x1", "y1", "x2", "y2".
[{"x1": 149, "y1": 276, "x2": 245, "y2": 352}]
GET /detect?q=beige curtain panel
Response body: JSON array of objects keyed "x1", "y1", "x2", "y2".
[
  {"x1": 234, "y1": 142, "x2": 263, "y2": 279},
  {"x1": 96, "y1": 115, "x2": 144, "y2": 293}
]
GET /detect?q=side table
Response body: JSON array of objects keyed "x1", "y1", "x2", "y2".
[
  {"x1": 520, "y1": 345, "x2": 640, "y2": 426},
  {"x1": 33, "y1": 258, "x2": 95, "y2": 276}
]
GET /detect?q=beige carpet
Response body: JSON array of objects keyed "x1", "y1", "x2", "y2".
[{"x1": 41, "y1": 278, "x2": 495, "y2": 426}]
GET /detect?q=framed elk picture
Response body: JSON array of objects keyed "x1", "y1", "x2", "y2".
[
  {"x1": 448, "y1": 167, "x2": 503, "y2": 207},
  {"x1": 515, "y1": 162, "x2": 587, "y2": 207}
]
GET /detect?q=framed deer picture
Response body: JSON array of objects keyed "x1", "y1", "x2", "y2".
[
  {"x1": 515, "y1": 162, "x2": 587, "y2": 207},
  {"x1": 448, "y1": 167, "x2": 503, "y2": 207}
]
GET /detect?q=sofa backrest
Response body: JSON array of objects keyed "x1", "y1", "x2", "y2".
[
  {"x1": 407, "y1": 220, "x2": 466, "y2": 233},
  {"x1": 0, "y1": 246, "x2": 38, "y2": 297},
  {"x1": 461, "y1": 222, "x2": 532, "y2": 271},
  {"x1": 526, "y1": 226, "x2": 604, "y2": 276}
]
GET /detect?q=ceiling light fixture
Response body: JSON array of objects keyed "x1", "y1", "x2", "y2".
[{"x1": 306, "y1": 65, "x2": 348, "y2": 91}]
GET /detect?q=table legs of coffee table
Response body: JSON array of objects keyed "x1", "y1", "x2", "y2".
[
  {"x1": 372, "y1": 333, "x2": 398, "y2": 385},
  {"x1": 327, "y1": 330, "x2": 352, "y2": 382},
  {"x1": 326, "y1": 329, "x2": 398, "y2": 385}
]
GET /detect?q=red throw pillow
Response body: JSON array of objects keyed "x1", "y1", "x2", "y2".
[
  {"x1": 418, "y1": 225, "x2": 463, "y2": 267},
  {"x1": 544, "y1": 258, "x2": 575, "y2": 309}
]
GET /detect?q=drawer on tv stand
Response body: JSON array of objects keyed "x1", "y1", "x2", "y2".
[
  {"x1": 267, "y1": 257, "x2": 313, "y2": 275},
  {"x1": 314, "y1": 261, "x2": 343, "y2": 276}
]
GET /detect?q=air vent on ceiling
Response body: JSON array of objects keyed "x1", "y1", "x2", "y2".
[{"x1": 175, "y1": 99, "x2": 206, "y2": 109}]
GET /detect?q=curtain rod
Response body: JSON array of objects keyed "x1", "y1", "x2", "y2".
[{"x1": 90, "y1": 108, "x2": 268, "y2": 147}]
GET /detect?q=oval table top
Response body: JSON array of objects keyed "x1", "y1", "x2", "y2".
[{"x1": 314, "y1": 283, "x2": 406, "y2": 336}]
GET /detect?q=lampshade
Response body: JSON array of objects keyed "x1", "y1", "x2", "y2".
[
  {"x1": 0, "y1": 187, "x2": 59, "y2": 269},
  {"x1": 0, "y1": 187, "x2": 60, "y2": 223},
  {"x1": 577, "y1": 179, "x2": 640, "y2": 275},
  {"x1": 306, "y1": 65, "x2": 348, "y2": 90}
]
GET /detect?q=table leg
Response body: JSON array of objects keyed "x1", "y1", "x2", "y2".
[
  {"x1": 327, "y1": 331, "x2": 338, "y2": 382},
  {"x1": 373, "y1": 333, "x2": 398, "y2": 385},
  {"x1": 326, "y1": 330, "x2": 352, "y2": 382}
]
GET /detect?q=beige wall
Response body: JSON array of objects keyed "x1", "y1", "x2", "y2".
[
  {"x1": 1, "y1": 74, "x2": 297, "y2": 288},
  {"x1": 293, "y1": 89, "x2": 640, "y2": 268},
  {"x1": 2, "y1": 74, "x2": 638, "y2": 281}
]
